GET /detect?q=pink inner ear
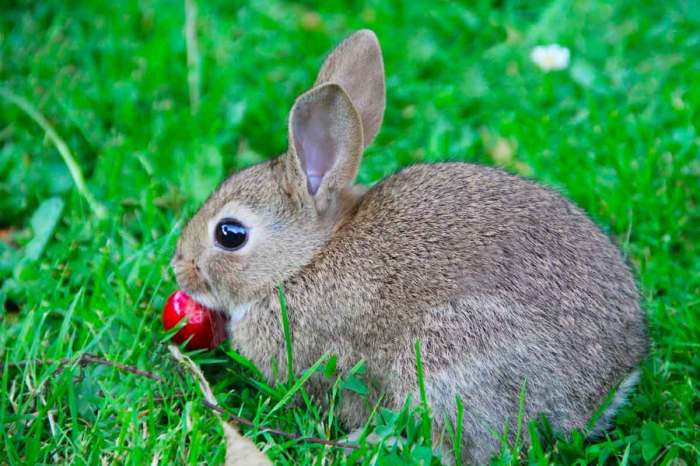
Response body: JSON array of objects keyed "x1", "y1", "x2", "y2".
[
  {"x1": 306, "y1": 174, "x2": 323, "y2": 195},
  {"x1": 292, "y1": 96, "x2": 338, "y2": 196}
]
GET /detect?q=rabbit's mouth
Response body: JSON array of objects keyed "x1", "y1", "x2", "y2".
[{"x1": 190, "y1": 291, "x2": 251, "y2": 324}]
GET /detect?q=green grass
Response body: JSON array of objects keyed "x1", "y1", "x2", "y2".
[{"x1": 1, "y1": 0, "x2": 699, "y2": 464}]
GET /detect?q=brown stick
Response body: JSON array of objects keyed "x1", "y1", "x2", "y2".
[
  {"x1": 1, "y1": 353, "x2": 163, "y2": 382},
  {"x1": 202, "y1": 399, "x2": 358, "y2": 450}
]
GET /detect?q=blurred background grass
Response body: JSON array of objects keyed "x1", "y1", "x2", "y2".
[{"x1": 1, "y1": 0, "x2": 699, "y2": 464}]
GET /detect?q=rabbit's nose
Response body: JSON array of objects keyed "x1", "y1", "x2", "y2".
[{"x1": 173, "y1": 259, "x2": 211, "y2": 297}]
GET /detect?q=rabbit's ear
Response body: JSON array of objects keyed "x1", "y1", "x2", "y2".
[
  {"x1": 286, "y1": 83, "x2": 363, "y2": 213},
  {"x1": 314, "y1": 30, "x2": 385, "y2": 147}
]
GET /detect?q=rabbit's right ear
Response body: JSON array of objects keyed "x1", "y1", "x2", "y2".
[
  {"x1": 282, "y1": 83, "x2": 363, "y2": 214},
  {"x1": 314, "y1": 30, "x2": 385, "y2": 147}
]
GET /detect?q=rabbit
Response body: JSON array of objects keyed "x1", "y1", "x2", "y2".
[{"x1": 172, "y1": 30, "x2": 648, "y2": 464}]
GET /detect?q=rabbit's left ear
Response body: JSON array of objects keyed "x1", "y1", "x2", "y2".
[
  {"x1": 285, "y1": 83, "x2": 363, "y2": 213},
  {"x1": 315, "y1": 30, "x2": 385, "y2": 148}
]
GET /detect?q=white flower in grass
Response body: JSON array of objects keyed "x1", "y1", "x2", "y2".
[{"x1": 530, "y1": 44, "x2": 570, "y2": 72}]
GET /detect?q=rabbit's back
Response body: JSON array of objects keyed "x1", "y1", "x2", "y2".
[{"x1": 338, "y1": 162, "x2": 641, "y2": 320}]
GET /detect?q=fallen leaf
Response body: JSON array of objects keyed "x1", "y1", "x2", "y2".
[
  {"x1": 223, "y1": 422, "x2": 271, "y2": 466},
  {"x1": 24, "y1": 197, "x2": 64, "y2": 262}
]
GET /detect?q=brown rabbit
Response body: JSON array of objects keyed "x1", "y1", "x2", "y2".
[{"x1": 172, "y1": 30, "x2": 647, "y2": 464}]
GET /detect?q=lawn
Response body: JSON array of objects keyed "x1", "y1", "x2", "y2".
[{"x1": 1, "y1": 0, "x2": 699, "y2": 464}]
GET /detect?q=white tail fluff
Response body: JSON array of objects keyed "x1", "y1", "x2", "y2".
[{"x1": 588, "y1": 370, "x2": 640, "y2": 437}]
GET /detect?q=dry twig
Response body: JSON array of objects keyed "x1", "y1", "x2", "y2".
[
  {"x1": 1, "y1": 353, "x2": 162, "y2": 382},
  {"x1": 202, "y1": 399, "x2": 359, "y2": 450}
]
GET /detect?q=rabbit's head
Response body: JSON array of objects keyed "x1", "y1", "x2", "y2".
[{"x1": 172, "y1": 30, "x2": 385, "y2": 312}]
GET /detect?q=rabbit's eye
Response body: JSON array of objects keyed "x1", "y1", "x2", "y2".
[{"x1": 214, "y1": 219, "x2": 248, "y2": 251}]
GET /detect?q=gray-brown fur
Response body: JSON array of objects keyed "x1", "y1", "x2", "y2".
[{"x1": 172, "y1": 30, "x2": 648, "y2": 464}]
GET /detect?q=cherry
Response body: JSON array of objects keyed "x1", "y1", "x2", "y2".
[{"x1": 162, "y1": 290, "x2": 227, "y2": 350}]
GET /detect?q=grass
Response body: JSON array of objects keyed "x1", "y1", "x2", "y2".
[{"x1": 1, "y1": 0, "x2": 698, "y2": 464}]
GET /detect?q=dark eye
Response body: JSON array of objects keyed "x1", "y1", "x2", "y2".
[{"x1": 214, "y1": 219, "x2": 248, "y2": 250}]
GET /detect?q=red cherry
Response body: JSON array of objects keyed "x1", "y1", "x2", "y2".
[{"x1": 162, "y1": 290, "x2": 228, "y2": 350}]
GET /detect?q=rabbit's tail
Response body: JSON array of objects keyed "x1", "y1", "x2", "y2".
[{"x1": 587, "y1": 369, "x2": 640, "y2": 438}]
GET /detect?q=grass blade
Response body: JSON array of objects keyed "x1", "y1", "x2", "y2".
[
  {"x1": 454, "y1": 395, "x2": 464, "y2": 466},
  {"x1": 0, "y1": 87, "x2": 106, "y2": 219},
  {"x1": 265, "y1": 354, "x2": 327, "y2": 419},
  {"x1": 414, "y1": 339, "x2": 432, "y2": 442},
  {"x1": 278, "y1": 283, "x2": 294, "y2": 386},
  {"x1": 514, "y1": 378, "x2": 527, "y2": 454}
]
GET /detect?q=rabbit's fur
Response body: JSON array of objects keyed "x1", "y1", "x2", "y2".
[{"x1": 173, "y1": 30, "x2": 648, "y2": 464}]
